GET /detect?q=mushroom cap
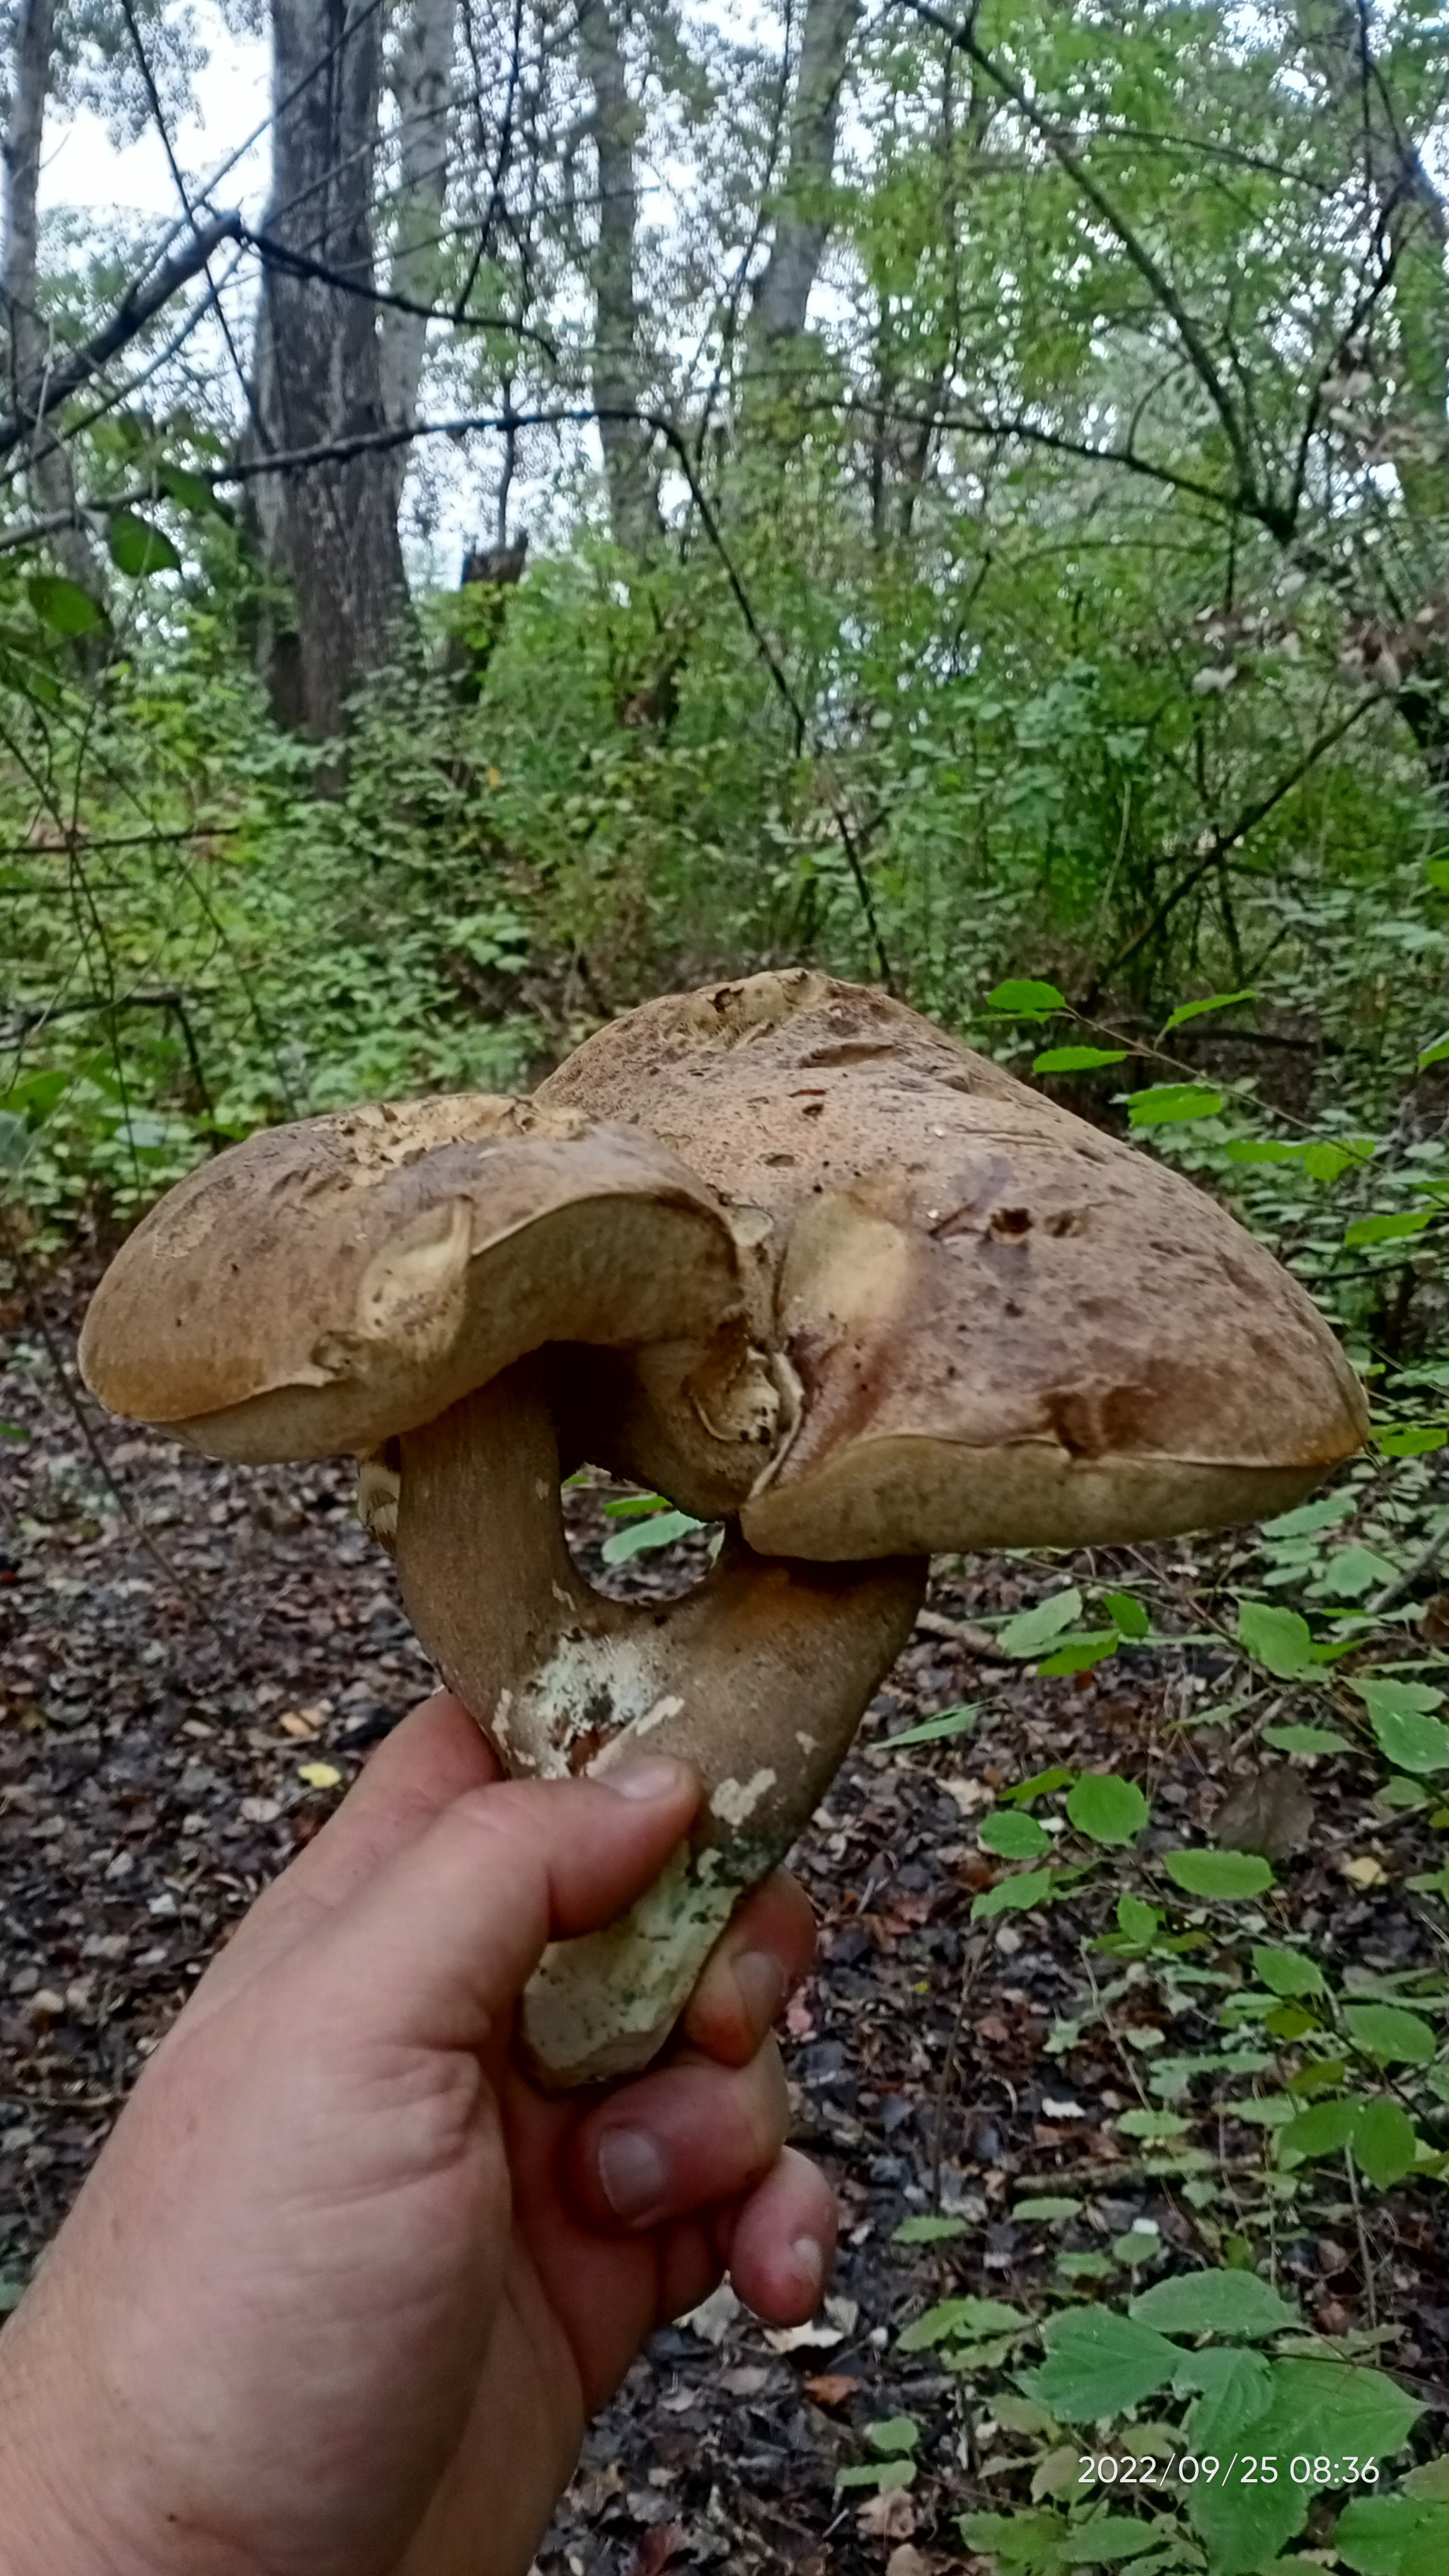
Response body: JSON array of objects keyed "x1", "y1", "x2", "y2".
[
  {"x1": 78, "y1": 1093, "x2": 780, "y2": 1503},
  {"x1": 536, "y1": 971, "x2": 1369, "y2": 1557}
]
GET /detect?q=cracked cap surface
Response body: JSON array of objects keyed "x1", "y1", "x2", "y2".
[
  {"x1": 536, "y1": 971, "x2": 1370, "y2": 1556},
  {"x1": 79, "y1": 1093, "x2": 780, "y2": 1506}
]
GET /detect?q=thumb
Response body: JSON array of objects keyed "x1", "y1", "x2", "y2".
[{"x1": 295, "y1": 1755, "x2": 700, "y2": 2055}]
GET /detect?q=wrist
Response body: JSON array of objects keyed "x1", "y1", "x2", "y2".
[{"x1": 0, "y1": 2288, "x2": 255, "y2": 2576}]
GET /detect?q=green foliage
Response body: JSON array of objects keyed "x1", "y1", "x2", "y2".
[{"x1": 1161, "y1": 1852, "x2": 1276, "y2": 1902}]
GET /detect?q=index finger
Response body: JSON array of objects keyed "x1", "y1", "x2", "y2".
[{"x1": 182, "y1": 1692, "x2": 500, "y2": 2023}]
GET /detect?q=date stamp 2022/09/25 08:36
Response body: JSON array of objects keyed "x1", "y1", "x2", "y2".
[{"x1": 1077, "y1": 2454, "x2": 1384, "y2": 2490}]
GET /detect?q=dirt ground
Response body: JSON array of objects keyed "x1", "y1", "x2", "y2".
[{"x1": 4, "y1": 1271, "x2": 1447, "y2": 2575}]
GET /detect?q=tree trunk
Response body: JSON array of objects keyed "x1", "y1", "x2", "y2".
[
  {"x1": 749, "y1": 0, "x2": 861, "y2": 347},
  {"x1": 1288, "y1": 0, "x2": 1449, "y2": 795},
  {"x1": 250, "y1": 0, "x2": 410, "y2": 740},
  {"x1": 379, "y1": 0, "x2": 459, "y2": 515},
  {"x1": 1, "y1": 0, "x2": 107, "y2": 606},
  {"x1": 579, "y1": 0, "x2": 662, "y2": 555}
]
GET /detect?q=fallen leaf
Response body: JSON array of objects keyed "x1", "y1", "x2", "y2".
[
  {"x1": 785, "y1": 1992, "x2": 816, "y2": 2038},
  {"x1": 278, "y1": 1710, "x2": 320, "y2": 1738},
  {"x1": 763, "y1": 2320, "x2": 843, "y2": 2353},
  {"x1": 1211, "y1": 1763, "x2": 1315, "y2": 1859},
  {"x1": 298, "y1": 1761, "x2": 342, "y2": 1790},
  {"x1": 1341, "y1": 1853, "x2": 1389, "y2": 1886},
  {"x1": 628, "y1": 2523, "x2": 687, "y2": 2575},
  {"x1": 886, "y1": 2551, "x2": 933, "y2": 2576},
  {"x1": 681, "y1": 2280, "x2": 740, "y2": 2345},
  {"x1": 803, "y1": 2372, "x2": 861, "y2": 2407},
  {"x1": 858, "y1": 2487, "x2": 916, "y2": 2541},
  {"x1": 719, "y1": 2363, "x2": 770, "y2": 2396},
  {"x1": 240, "y1": 1796, "x2": 282, "y2": 1825}
]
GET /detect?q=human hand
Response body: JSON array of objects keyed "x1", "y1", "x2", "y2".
[{"x1": 0, "y1": 1692, "x2": 835, "y2": 2576}]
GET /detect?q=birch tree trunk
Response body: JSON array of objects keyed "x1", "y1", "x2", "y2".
[
  {"x1": 1, "y1": 0, "x2": 107, "y2": 606},
  {"x1": 379, "y1": 0, "x2": 459, "y2": 515},
  {"x1": 748, "y1": 0, "x2": 860, "y2": 348},
  {"x1": 250, "y1": 0, "x2": 409, "y2": 739},
  {"x1": 579, "y1": 0, "x2": 662, "y2": 555}
]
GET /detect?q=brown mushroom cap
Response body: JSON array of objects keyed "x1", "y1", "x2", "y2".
[
  {"x1": 78, "y1": 1093, "x2": 780, "y2": 1503},
  {"x1": 536, "y1": 971, "x2": 1370, "y2": 1557}
]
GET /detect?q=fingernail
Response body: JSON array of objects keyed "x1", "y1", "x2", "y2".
[
  {"x1": 790, "y1": 2235, "x2": 826, "y2": 2299},
  {"x1": 734, "y1": 1948, "x2": 785, "y2": 2032},
  {"x1": 603, "y1": 1756, "x2": 690, "y2": 1803},
  {"x1": 596, "y1": 2125, "x2": 670, "y2": 2222}
]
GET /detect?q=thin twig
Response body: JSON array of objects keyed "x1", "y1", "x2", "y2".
[{"x1": 930, "y1": 1933, "x2": 989, "y2": 2207}]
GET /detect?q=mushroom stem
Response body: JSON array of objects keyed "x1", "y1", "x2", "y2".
[{"x1": 392, "y1": 1360, "x2": 925, "y2": 2085}]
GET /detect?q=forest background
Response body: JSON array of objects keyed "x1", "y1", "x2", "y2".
[{"x1": 4, "y1": 0, "x2": 1449, "y2": 2568}]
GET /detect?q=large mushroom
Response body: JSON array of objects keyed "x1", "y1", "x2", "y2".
[{"x1": 80, "y1": 976, "x2": 1368, "y2": 2085}]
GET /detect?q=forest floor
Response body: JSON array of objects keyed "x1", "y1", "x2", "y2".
[{"x1": 4, "y1": 1271, "x2": 1449, "y2": 2576}]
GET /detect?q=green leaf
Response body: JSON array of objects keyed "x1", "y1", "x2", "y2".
[
  {"x1": 1060, "y1": 2518, "x2": 1166, "y2": 2564},
  {"x1": 1252, "y1": 1943, "x2": 1325, "y2": 1998},
  {"x1": 1033, "y1": 1045, "x2": 1128, "y2": 1072},
  {"x1": 1117, "y1": 1893, "x2": 1162, "y2": 1946},
  {"x1": 1279, "y1": 2096, "x2": 1362, "y2": 2160},
  {"x1": 1177, "y1": 2343, "x2": 1275, "y2": 2451},
  {"x1": 1353, "y1": 1680, "x2": 1449, "y2": 1774},
  {"x1": 972, "y1": 1868, "x2": 1056, "y2": 1921},
  {"x1": 898, "y1": 2296, "x2": 1024, "y2": 2350},
  {"x1": 1066, "y1": 1773, "x2": 1149, "y2": 1844},
  {"x1": 1162, "y1": 988, "x2": 1256, "y2": 1030},
  {"x1": 1012, "y1": 2196, "x2": 1082, "y2": 2220},
  {"x1": 1343, "y1": 2004, "x2": 1438, "y2": 2065},
  {"x1": 1377, "y1": 1427, "x2": 1448, "y2": 1457},
  {"x1": 1337, "y1": 2494, "x2": 1449, "y2": 2576},
  {"x1": 1351, "y1": 2098, "x2": 1420, "y2": 2190},
  {"x1": 893, "y1": 2213, "x2": 969, "y2": 2243},
  {"x1": 157, "y1": 459, "x2": 226, "y2": 516},
  {"x1": 1101, "y1": 1590, "x2": 1151, "y2": 1640},
  {"x1": 957, "y1": 2513, "x2": 1068, "y2": 2565},
  {"x1": 28, "y1": 572, "x2": 106, "y2": 635},
  {"x1": 1162, "y1": 1849, "x2": 1276, "y2": 1900},
  {"x1": 1124, "y1": 1082, "x2": 1225, "y2": 1126},
  {"x1": 1244, "y1": 2356, "x2": 1422, "y2": 2472},
  {"x1": 1184, "y1": 2461, "x2": 1307, "y2": 2574},
  {"x1": 1428, "y1": 858, "x2": 1449, "y2": 891},
  {"x1": 1236, "y1": 1599, "x2": 1315, "y2": 1679},
  {"x1": 1419, "y1": 1035, "x2": 1449, "y2": 1073},
  {"x1": 988, "y1": 978, "x2": 1068, "y2": 1017},
  {"x1": 1263, "y1": 1723, "x2": 1351, "y2": 1755},
  {"x1": 1404, "y1": 2459, "x2": 1449, "y2": 2500},
  {"x1": 599, "y1": 1509, "x2": 704, "y2": 1564},
  {"x1": 1129, "y1": 2265, "x2": 1298, "y2": 2338},
  {"x1": 1301, "y1": 1137, "x2": 1380, "y2": 1181},
  {"x1": 836, "y1": 2458, "x2": 915, "y2": 2490},
  {"x1": 1262, "y1": 1494, "x2": 1357, "y2": 1538},
  {"x1": 1000, "y1": 1767, "x2": 1078, "y2": 1803},
  {"x1": 107, "y1": 511, "x2": 181, "y2": 577},
  {"x1": 865, "y1": 2415, "x2": 920, "y2": 2454},
  {"x1": 1224, "y1": 1136, "x2": 1299, "y2": 1164},
  {"x1": 885, "y1": 1701, "x2": 979, "y2": 1750},
  {"x1": 999, "y1": 1588, "x2": 1084, "y2": 1657},
  {"x1": 1345, "y1": 1211, "x2": 1436, "y2": 1247},
  {"x1": 1030, "y1": 2309, "x2": 1182, "y2": 2420},
  {"x1": 981, "y1": 1808, "x2": 1053, "y2": 1859},
  {"x1": 1116, "y1": 2108, "x2": 1190, "y2": 2139},
  {"x1": 1037, "y1": 1630, "x2": 1121, "y2": 1676}
]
